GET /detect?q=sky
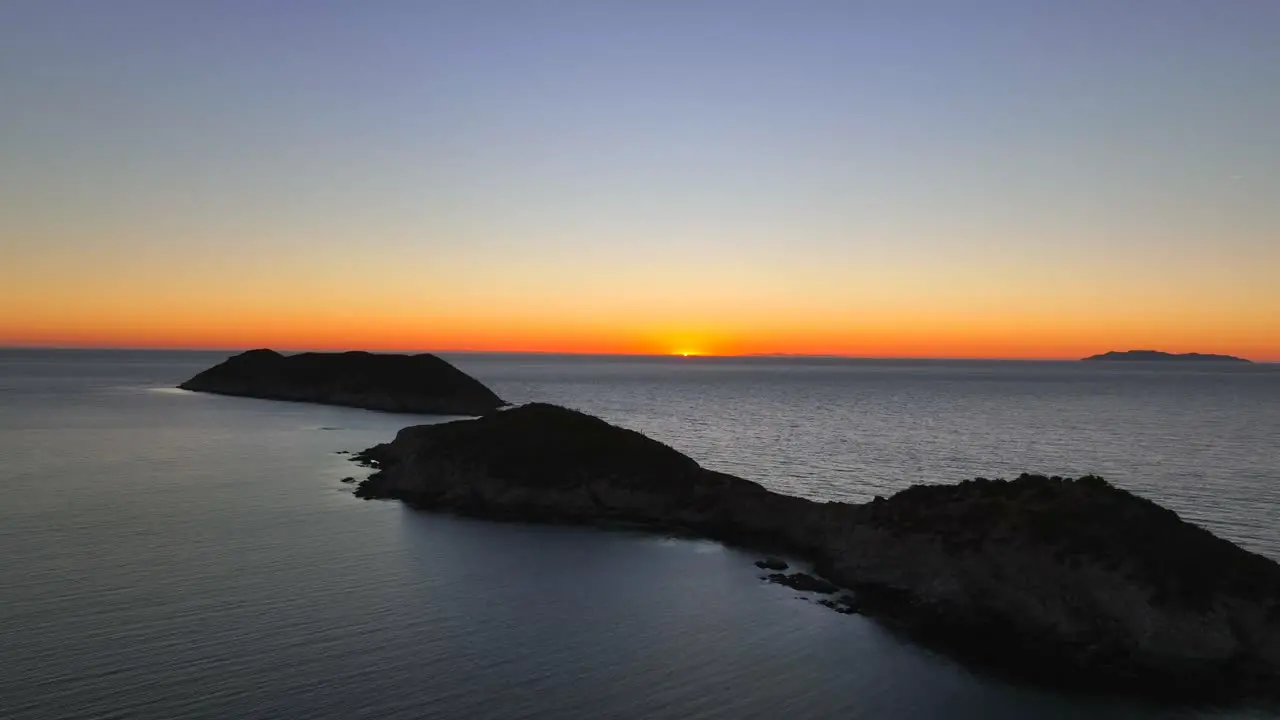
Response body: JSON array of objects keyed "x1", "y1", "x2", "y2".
[{"x1": 1, "y1": 1, "x2": 1277, "y2": 359}]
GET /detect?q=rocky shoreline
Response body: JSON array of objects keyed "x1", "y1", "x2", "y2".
[
  {"x1": 353, "y1": 403, "x2": 1280, "y2": 698},
  {"x1": 179, "y1": 349, "x2": 504, "y2": 415}
]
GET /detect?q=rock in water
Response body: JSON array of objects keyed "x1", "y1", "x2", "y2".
[
  {"x1": 355, "y1": 403, "x2": 1280, "y2": 698},
  {"x1": 755, "y1": 557, "x2": 789, "y2": 570},
  {"x1": 817, "y1": 595, "x2": 860, "y2": 614},
  {"x1": 765, "y1": 572, "x2": 839, "y2": 594},
  {"x1": 179, "y1": 349, "x2": 504, "y2": 416}
]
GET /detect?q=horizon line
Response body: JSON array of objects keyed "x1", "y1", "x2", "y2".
[{"x1": 0, "y1": 344, "x2": 1270, "y2": 363}]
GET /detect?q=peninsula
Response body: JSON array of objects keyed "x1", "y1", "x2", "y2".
[
  {"x1": 179, "y1": 349, "x2": 504, "y2": 415},
  {"x1": 1083, "y1": 350, "x2": 1251, "y2": 363},
  {"x1": 354, "y1": 403, "x2": 1280, "y2": 697}
]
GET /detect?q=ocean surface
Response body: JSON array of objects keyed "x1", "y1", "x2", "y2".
[{"x1": 2, "y1": 349, "x2": 1278, "y2": 720}]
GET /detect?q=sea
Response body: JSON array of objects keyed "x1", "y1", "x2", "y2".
[{"x1": 2, "y1": 349, "x2": 1278, "y2": 720}]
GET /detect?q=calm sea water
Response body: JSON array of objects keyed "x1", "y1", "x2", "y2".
[{"x1": 2, "y1": 349, "x2": 1278, "y2": 720}]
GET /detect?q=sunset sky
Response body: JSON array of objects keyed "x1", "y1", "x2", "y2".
[{"x1": 2, "y1": 1, "x2": 1277, "y2": 359}]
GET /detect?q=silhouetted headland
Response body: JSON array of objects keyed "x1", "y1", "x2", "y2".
[
  {"x1": 180, "y1": 349, "x2": 504, "y2": 415},
  {"x1": 354, "y1": 403, "x2": 1280, "y2": 698},
  {"x1": 1084, "y1": 350, "x2": 1251, "y2": 363}
]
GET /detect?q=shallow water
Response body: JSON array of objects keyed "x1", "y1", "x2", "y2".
[{"x1": 2, "y1": 349, "x2": 1277, "y2": 719}]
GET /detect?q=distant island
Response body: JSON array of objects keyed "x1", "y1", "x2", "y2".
[
  {"x1": 179, "y1": 349, "x2": 504, "y2": 415},
  {"x1": 353, "y1": 403, "x2": 1280, "y2": 698},
  {"x1": 1083, "y1": 350, "x2": 1251, "y2": 363}
]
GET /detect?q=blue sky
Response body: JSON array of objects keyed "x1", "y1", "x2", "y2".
[{"x1": 2, "y1": 1, "x2": 1277, "y2": 356}]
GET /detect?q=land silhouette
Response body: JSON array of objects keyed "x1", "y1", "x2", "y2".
[
  {"x1": 1084, "y1": 350, "x2": 1251, "y2": 363},
  {"x1": 351, "y1": 403, "x2": 1280, "y2": 698},
  {"x1": 179, "y1": 349, "x2": 504, "y2": 415},
  {"x1": 179, "y1": 350, "x2": 1280, "y2": 697}
]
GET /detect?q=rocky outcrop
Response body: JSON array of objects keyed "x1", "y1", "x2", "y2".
[
  {"x1": 354, "y1": 403, "x2": 1280, "y2": 698},
  {"x1": 765, "y1": 572, "x2": 839, "y2": 594},
  {"x1": 818, "y1": 595, "x2": 861, "y2": 614},
  {"x1": 1083, "y1": 350, "x2": 1251, "y2": 363},
  {"x1": 179, "y1": 349, "x2": 504, "y2": 415},
  {"x1": 824, "y1": 476, "x2": 1280, "y2": 695}
]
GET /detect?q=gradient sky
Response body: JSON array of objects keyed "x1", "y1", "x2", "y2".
[{"x1": 2, "y1": 1, "x2": 1277, "y2": 358}]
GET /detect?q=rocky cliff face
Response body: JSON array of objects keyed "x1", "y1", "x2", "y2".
[
  {"x1": 180, "y1": 349, "x2": 504, "y2": 416},
  {"x1": 354, "y1": 403, "x2": 1280, "y2": 697},
  {"x1": 818, "y1": 478, "x2": 1280, "y2": 695}
]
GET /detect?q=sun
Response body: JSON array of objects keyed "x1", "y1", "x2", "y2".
[{"x1": 672, "y1": 349, "x2": 702, "y2": 358}]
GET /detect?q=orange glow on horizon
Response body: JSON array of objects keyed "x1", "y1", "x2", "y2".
[
  {"x1": 1, "y1": 317, "x2": 1275, "y2": 362},
  {"x1": 4, "y1": 4, "x2": 1278, "y2": 366},
  {"x1": 2, "y1": 269, "x2": 1277, "y2": 361}
]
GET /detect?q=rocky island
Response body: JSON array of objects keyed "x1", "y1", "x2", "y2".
[
  {"x1": 180, "y1": 349, "x2": 504, "y2": 415},
  {"x1": 354, "y1": 403, "x2": 1280, "y2": 698},
  {"x1": 1084, "y1": 350, "x2": 1251, "y2": 363}
]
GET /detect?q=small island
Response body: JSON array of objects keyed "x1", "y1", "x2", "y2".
[
  {"x1": 179, "y1": 349, "x2": 504, "y2": 415},
  {"x1": 353, "y1": 404, "x2": 1280, "y2": 698},
  {"x1": 1083, "y1": 350, "x2": 1251, "y2": 363}
]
